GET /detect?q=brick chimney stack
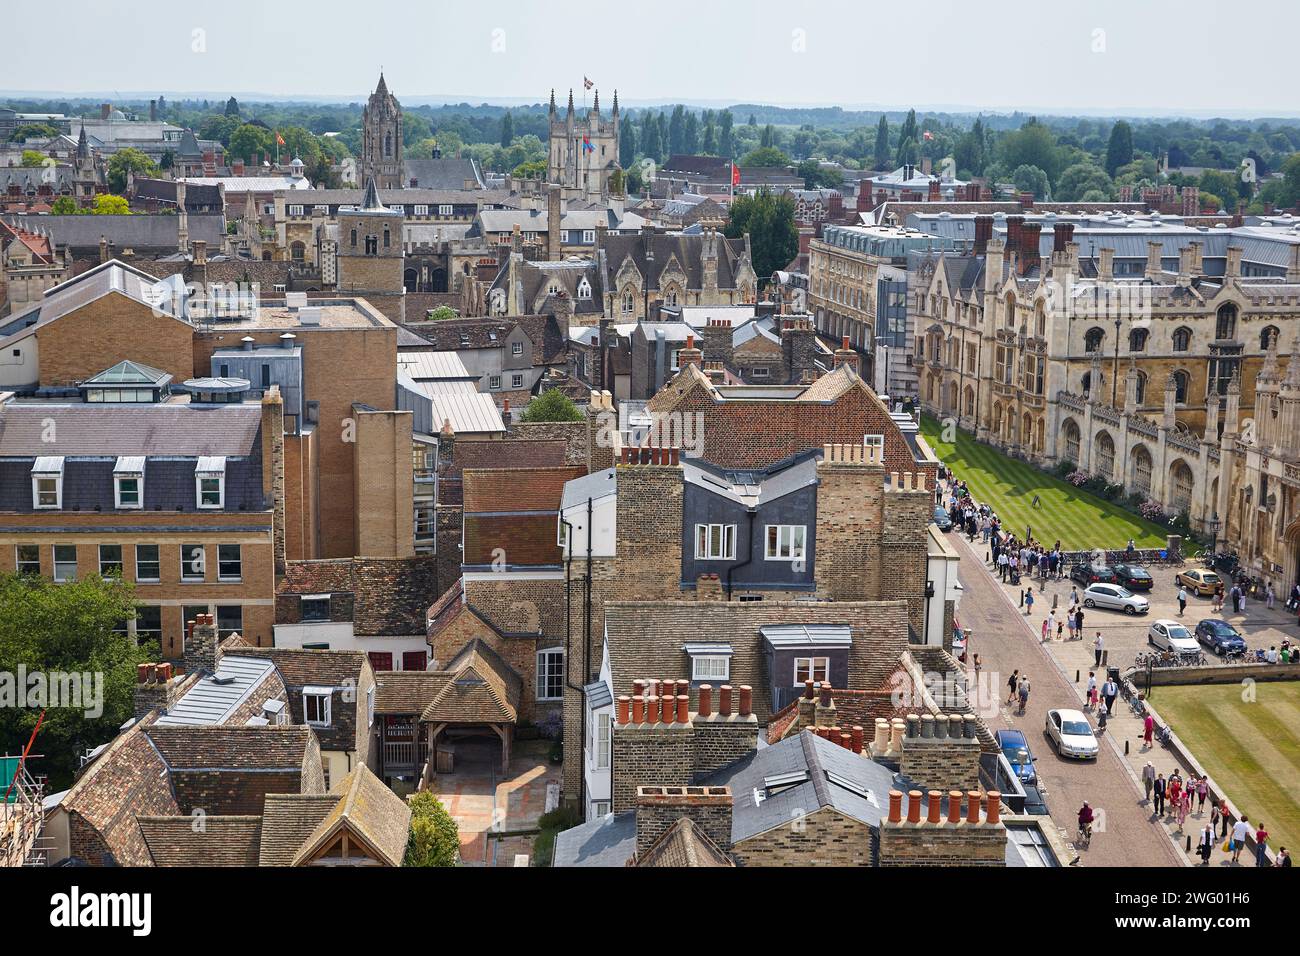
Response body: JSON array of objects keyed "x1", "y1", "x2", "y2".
[
  {"x1": 1018, "y1": 221, "x2": 1042, "y2": 275},
  {"x1": 184, "y1": 613, "x2": 220, "y2": 675},
  {"x1": 677, "y1": 333, "x2": 703, "y2": 369},
  {"x1": 973, "y1": 216, "x2": 993, "y2": 255},
  {"x1": 927, "y1": 179, "x2": 941, "y2": 202},
  {"x1": 833, "y1": 335, "x2": 860, "y2": 375},
  {"x1": 134, "y1": 662, "x2": 180, "y2": 719}
]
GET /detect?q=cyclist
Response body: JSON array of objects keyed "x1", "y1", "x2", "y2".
[{"x1": 1078, "y1": 802, "x2": 1095, "y2": 844}]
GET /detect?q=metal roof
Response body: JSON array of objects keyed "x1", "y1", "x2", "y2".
[
  {"x1": 682, "y1": 456, "x2": 819, "y2": 508},
  {"x1": 560, "y1": 467, "x2": 618, "y2": 511},
  {"x1": 682, "y1": 642, "x2": 733, "y2": 656},
  {"x1": 420, "y1": 390, "x2": 506, "y2": 435},
  {"x1": 113, "y1": 456, "x2": 145, "y2": 474},
  {"x1": 397, "y1": 349, "x2": 474, "y2": 381},
  {"x1": 583, "y1": 680, "x2": 612, "y2": 711},
  {"x1": 153, "y1": 655, "x2": 278, "y2": 727},
  {"x1": 759, "y1": 624, "x2": 853, "y2": 648}
]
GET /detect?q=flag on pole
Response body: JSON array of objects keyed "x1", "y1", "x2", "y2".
[
  {"x1": 922, "y1": 130, "x2": 934, "y2": 141},
  {"x1": 275, "y1": 131, "x2": 286, "y2": 146},
  {"x1": 582, "y1": 136, "x2": 595, "y2": 153},
  {"x1": 731, "y1": 162, "x2": 741, "y2": 186},
  {"x1": 583, "y1": 76, "x2": 594, "y2": 90}
]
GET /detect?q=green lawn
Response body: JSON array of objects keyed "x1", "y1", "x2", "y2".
[
  {"x1": 1149, "y1": 682, "x2": 1300, "y2": 858},
  {"x1": 920, "y1": 416, "x2": 1168, "y2": 550}
]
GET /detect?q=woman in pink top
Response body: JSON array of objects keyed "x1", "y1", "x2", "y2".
[
  {"x1": 1196, "y1": 776, "x2": 1209, "y2": 812},
  {"x1": 1143, "y1": 713, "x2": 1154, "y2": 748},
  {"x1": 1176, "y1": 787, "x2": 1191, "y2": 830}
]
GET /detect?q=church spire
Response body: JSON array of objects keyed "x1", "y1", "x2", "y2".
[
  {"x1": 76, "y1": 125, "x2": 90, "y2": 159},
  {"x1": 549, "y1": 89, "x2": 556, "y2": 116},
  {"x1": 567, "y1": 89, "x2": 574, "y2": 117},
  {"x1": 1260, "y1": 327, "x2": 1281, "y2": 385},
  {"x1": 360, "y1": 176, "x2": 386, "y2": 211},
  {"x1": 592, "y1": 89, "x2": 600, "y2": 114},
  {"x1": 612, "y1": 90, "x2": 619, "y2": 115},
  {"x1": 375, "y1": 72, "x2": 388, "y2": 96}
]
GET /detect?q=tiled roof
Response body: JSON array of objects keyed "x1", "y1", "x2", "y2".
[
  {"x1": 258, "y1": 794, "x2": 337, "y2": 866},
  {"x1": 420, "y1": 639, "x2": 522, "y2": 725},
  {"x1": 138, "y1": 816, "x2": 262, "y2": 866},
  {"x1": 600, "y1": 233, "x2": 750, "y2": 293},
  {"x1": 277, "y1": 556, "x2": 439, "y2": 636},
  {"x1": 4, "y1": 213, "x2": 226, "y2": 251},
  {"x1": 403, "y1": 156, "x2": 485, "y2": 190},
  {"x1": 552, "y1": 811, "x2": 636, "y2": 867},
  {"x1": 145, "y1": 725, "x2": 315, "y2": 770},
  {"x1": 373, "y1": 671, "x2": 448, "y2": 715},
  {"x1": 291, "y1": 765, "x2": 411, "y2": 867},
  {"x1": 0, "y1": 403, "x2": 263, "y2": 458},
  {"x1": 231, "y1": 645, "x2": 368, "y2": 689},
  {"x1": 635, "y1": 817, "x2": 733, "y2": 867}
]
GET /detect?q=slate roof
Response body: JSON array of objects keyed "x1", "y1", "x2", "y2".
[
  {"x1": 153, "y1": 655, "x2": 283, "y2": 727},
  {"x1": 0, "y1": 402, "x2": 263, "y2": 457},
  {"x1": 138, "y1": 816, "x2": 263, "y2": 866},
  {"x1": 277, "y1": 556, "x2": 439, "y2": 636},
  {"x1": 488, "y1": 259, "x2": 605, "y2": 315},
  {"x1": 291, "y1": 765, "x2": 411, "y2": 866},
  {"x1": 552, "y1": 811, "x2": 636, "y2": 867},
  {"x1": 258, "y1": 794, "x2": 337, "y2": 866},
  {"x1": 599, "y1": 233, "x2": 750, "y2": 292},
  {"x1": 706, "y1": 730, "x2": 913, "y2": 845},
  {"x1": 403, "y1": 155, "x2": 485, "y2": 190},
  {"x1": 635, "y1": 817, "x2": 733, "y2": 867},
  {"x1": 3, "y1": 213, "x2": 226, "y2": 251}
]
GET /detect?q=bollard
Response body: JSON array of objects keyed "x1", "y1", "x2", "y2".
[
  {"x1": 1075, "y1": 669, "x2": 1080, "y2": 683},
  {"x1": 1125, "y1": 739, "x2": 1130, "y2": 755},
  {"x1": 1019, "y1": 590, "x2": 1025, "y2": 607}
]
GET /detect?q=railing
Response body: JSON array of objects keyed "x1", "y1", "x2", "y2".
[{"x1": 383, "y1": 740, "x2": 427, "y2": 770}]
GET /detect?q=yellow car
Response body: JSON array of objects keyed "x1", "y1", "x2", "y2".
[{"x1": 1175, "y1": 568, "x2": 1222, "y2": 597}]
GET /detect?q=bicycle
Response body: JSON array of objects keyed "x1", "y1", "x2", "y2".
[{"x1": 1077, "y1": 821, "x2": 1093, "y2": 848}]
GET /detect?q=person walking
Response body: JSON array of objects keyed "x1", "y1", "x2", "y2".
[
  {"x1": 1086, "y1": 671, "x2": 1098, "y2": 712},
  {"x1": 1094, "y1": 631, "x2": 1104, "y2": 667},
  {"x1": 997, "y1": 550, "x2": 1009, "y2": 581},
  {"x1": 1231, "y1": 815, "x2": 1250, "y2": 864},
  {"x1": 1218, "y1": 799, "x2": 1231, "y2": 840},
  {"x1": 1102, "y1": 675, "x2": 1118, "y2": 716},
  {"x1": 1196, "y1": 776, "x2": 1208, "y2": 813},
  {"x1": 1142, "y1": 761, "x2": 1156, "y2": 804},
  {"x1": 1176, "y1": 786, "x2": 1190, "y2": 831},
  {"x1": 1177, "y1": 586, "x2": 1188, "y2": 616},
  {"x1": 1153, "y1": 772, "x2": 1167, "y2": 817},
  {"x1": 1025, "y1": 589, "x2": 1034, "y2": 616},
  {"x1": 1142, "y1": 712, "x2": 1155, "y2": 750},
  {"x1": 1198, "y1": 823, "x2": 1215, "y2": 865},
  {"x1": 1074, "y1": 607, "x2": 1085, "y2": 641},
  {"x1": 1211, "y1": 800, "x2": 1222, "y2": 839},
  {"x1": 1231, "y1": 584, "x2": 1241, "y2": 614},
  {"x1": 1276, "y1": 847, "x2": 1291, "y2": 867},
  {"x1": 1255, "y1": 823, "x2": 1270, "y2": 867},
  {"x1": 1006, "y1": 669, "x2": 1020, "y2": 706},
  {"x1": 1266, "y1": 583, "x2": 1276, "y2": 610},
  {"x1": 1213, "y1": 583, "x2": 1224, "y2": 613},
  {"x1": 1017, "y1": 675, "x2": 1031, "y2": 715}
]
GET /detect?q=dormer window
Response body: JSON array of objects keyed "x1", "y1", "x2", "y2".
[
  {"x1": 113, "y1": 457, "x2": 145, "y2": 509},
  {"x1": 577, "y1": 277, "x2": 592, "y2": 300},
  {"x1": 31, "y1": 456, "x2": 64, "y2": 509},
  {"x1": 303, "y1": 687, "x2": 332, "y2": 727},
  {"x1": 195, "y1": 457, "x2": 225, "y2": 509},
  {"x1": 684, "y1": 642, "x2": 733, "y2": 681}
]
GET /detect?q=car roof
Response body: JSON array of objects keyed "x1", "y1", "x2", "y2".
[
  {"x1": 996, "y1": 728, "x2": 1027, "y2": 744},
  {"x1": 1153, "y1": 618, "x2": 1183, "y2": 627},
  {"x1": 1053, "y1": 708, "x2": 1088, "y2": 721}
]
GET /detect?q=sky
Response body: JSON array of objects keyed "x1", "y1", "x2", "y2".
[{"x1": 3, "y1": 0, "x2": 1295, "y2": 118}]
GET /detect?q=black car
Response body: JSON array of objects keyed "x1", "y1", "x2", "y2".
[
  {"x1": 932, "y1": 507, "x2": 953, "y2": 532},
  {"x1": 1069, "y1": 563, "x2": 1118, "y2": 587},
  {"x1": 1112, "y1": 563, "x2": 1154, "y2": 591},
  {"x1": 1194, "y1": 619, "x2": 1247, "y2": 655}
]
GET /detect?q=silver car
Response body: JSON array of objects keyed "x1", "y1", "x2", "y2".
[{"x1": 1082, "y1": 582, "x2": 1150, "y2": 615}]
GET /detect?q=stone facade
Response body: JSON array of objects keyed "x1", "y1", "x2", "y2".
[
  {"x1": 359, "y1": 75, "x2": 403, "y2": 190},
  {"x1": 547, "y1": 88, "x2": 619, "y2": 205}
]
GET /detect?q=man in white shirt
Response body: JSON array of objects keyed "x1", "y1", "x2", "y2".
[
  {"x1": 1094, "y1": 632, "x2": 1104, "y2": 667},
  {"x1": 1232, "y1": 816, "x2": 1251, "y2": 864}
]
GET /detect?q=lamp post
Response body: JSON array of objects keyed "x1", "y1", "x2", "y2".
[{"x1": 1207, "y1": 515, "x2": 1221, "y2": 558}]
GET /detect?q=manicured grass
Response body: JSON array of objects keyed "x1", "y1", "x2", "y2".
[
  {"x1": 919, "y1": 416, "x2": 1168, "y2": 550},
  {"x1": 1148, "y1": 682, "x2": 1300, "y2": 857}
]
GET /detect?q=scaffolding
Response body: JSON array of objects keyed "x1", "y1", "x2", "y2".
[{"x1": 1, "y1": 712, "x2": 51, "y2": 867}]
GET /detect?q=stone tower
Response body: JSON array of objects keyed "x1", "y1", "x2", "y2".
[
  {"x1": 548, "y1": 87, "x2": 620, "y2": 204},
  {"x1": 74, "y1": 126, "x2": 98, "y2": 205},
  {"x1": 336, "y1": 178, "x2": 405, "y2": 323},
  {"x1": 360, "y1": 73, "x2": 404, "y2": 190}
]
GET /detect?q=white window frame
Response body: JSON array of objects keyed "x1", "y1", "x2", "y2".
[
  {"x1": 765, "y1": 524, "x2": 807, "y2": 561},
  {"x1": 135, "y1": 544, "x2": 161, "y2": 583},
  {"x1": 695, "y1": 523, "x2": 737, "y2": 561},
  {"x1": 98, "y1": 544, "x2": 123, "y2": 578},
  {"x1": 511, "y1": 373, "x2": 524, "y2": 389},
  {"x1": 577, "y1": 278, "x2": 592, "y2": 300},
  {"x1": 438, "y1": 204, "x2": 454, "y2": 216},
  {"x1": 288, "y1": 204, "x2": 304, "y2": 217},
  {"x1": 595, "y1": 712, "x2": 611, "y2": 769},
  {"x1": 582, "y1": 230, "x2": 595, "y2": 243},
  {"x1": 181, "y1": 544, "x2": 205, "y2": 582},
  {"x1": 794, "y1": 656, "x2": 830, "y2": 685},
  {"x1": 303, "y1": 688, "x2": 332, "y2": 728},
  {"x1": 511, "y1": 341, "x2": 524, "y2": 355},
  {"x1": 488, "y1": 374, "x2": 502, "y2": 390},
  {"x1": 413, "y1": 204, "x2": 429, "y2": 216},
  {"x1": 196, "y1": 474, "x2": 224, "y2": 509},
  {"x1": 114, "y1": 473, "x2": 142, "y2": 510},
  {"x1": 863, "y1": 433, "x2": 884, "y2": 452},
  {"x1": 751, "y1": 366, "x2": 770, "y2": 379},
  {"x1": 536, "y1": 648, "x2": 564, "y2": 701},
  {"x1": 53, "y1": 544, "x2": 77, "y2": 582},
  {"x1": 217, "y1": 543, "x2": 242, "y2": 582},
  {"x1": 591, "y1": 800, "x2": 612, "y2": 817},
  {"x1": 691, "y1": 655, "x2": 731, "y2": 681},
  {"x1": 32, "y1": 474, "x2": 61, "y2": 510}
]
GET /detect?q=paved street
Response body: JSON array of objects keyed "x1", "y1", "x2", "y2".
[{"x1": 950, "y1": 532, "x2": 1186, "y2": 867}]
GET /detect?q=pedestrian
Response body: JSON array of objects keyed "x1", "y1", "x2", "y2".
[
  {"x1": 1231, "y1": 815, "x2": 1250, "y2": 864},
  {"x1": 1218, "y1": 799, "x2": 1231, "y2": 839},
  {"x1": 1168, "y1": 774, "x2": 1182, "y2": 815},
  {"x1": 1094, "y1": 631, "x2": 1104, "y2": 666},
  {"x1": 1213, "y1": 583, "x2": 1224, "y2": 613},
  {"x1": 1177, "y1": 586, "x2": 1188, "y2": 616},
  {"x1": 1086, "y1": 671, "x2": 1098, "y2": 711},
  {"x1": 1255, "y1": 822, "x2": 1270, "y2": 867},
  {"x1": 1231, "y1": 585, "x2": 1241, "y2": 614},
  {"x1": 1006, "y1": 669, "x2": 1020, "y2": 706},
  {"x1": 1143, "y1": 712, "x2": 1154, "y2": 749},
  {"x1": 1176, "y1": 786, "x2": 1190, "y2": 831},
  {"x1": 1142, "y1": 761, "x2": 1156, "y2": 803},
  {"x1": 1276, "y1": 847, "x2": 1292, "y2": 867},
  {"x1": 1198, "y1": 823, "x2": 1215, "y2": 865},
  {"x1": 1032, "y1": 493, "x2": 1041, "y2": 509},
  {"x1": 1127, "y1": 537, "x2": 1136, "y2": 557},
  {"x1": 1025, "y1": 589, "x2": 1034, "y2": 616},
  {"x1": 1266, "y1": 583, "x2": 1276, "y2": 610},
  {"x1": 1041, "y1": 617, "x2": 1050, "y2": 642},
  {"x1": 1196, "y1": 775, "x2": 1208, "y2": 812},
  {"x1": 1017, "y1": 675, "x2": 1030, "y2": 715},
  {"x1": 1211, "y1": 800, "x2": 1222, "y2": 837},
  {"x1": 1153, "y1": 772, "x2": 1167, "y2": 817},
  {"x1": 972, "y1": 653, "x2": 981, "y2": 675},
  {"x1": 1074, "y1": 607, "x2": 1084, "y2": 640},
  {"x1": 998, "y1": 550, "x2": 1009, "y2": 581},
  {"x1": 1102, "y1": 676, "x2": 1118, "y2": 715}
]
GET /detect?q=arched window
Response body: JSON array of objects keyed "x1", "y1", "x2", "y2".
[
  {"x1": 964, "y1": 386, "x2": 975, "y2": 417},
  {"x1": 1172, "y1": 327, "x2": 1191, "y2": 352},
  {"x1": 577, "y1": 277, "x2": 592, "y2": 300},
  {"x1": 1172, "y1": 369, "x2": 1190, "y2": 404},
  {"x1": 290, "y1": 241, "x2": 305, "y2": 262},
  {"x1": 1134, "y1": 370, "x2": 1147, "y2": 405},
  {"x1": 1215, "y1": 303, "x2": 1237, "y2": 341},
  {"x1": 1131, "y1": 445, "x2": 1153, "y2": 495},
  {"x1": 1096, "y1": 431, "x2": 1115, "y2": 480},
  {"x1": 1034, "y1": 302, "x2": 1046, "y2": 338},
  {"x1": 1260, "y1": 325, "x2": 1280, "y2": 351},
  {"x1": 1063, "y1": 419, "x2": 1081, "y2": 464},
  {"x1": 622, "y1": 291, "x2": 634, "y2": 314},
  {"x1": 384, "y1": 132, "x2": 392, "y2": 157},
  {"x1": 1084, "y1": 327, "x2": 1105, "y2": 353},
  {"x1": 1170, "y1": 461, "x2": 1194, "y2": 514},
  {"x1": 1081, "y1": 371, "x2": 1094, "y2": 397},
  {"x1": 1129, "y1": 328, "x2": 1148, "y2": 352},
  {"x1": 1004, "y1": 293, "x2": 1016, "y2": 329}
]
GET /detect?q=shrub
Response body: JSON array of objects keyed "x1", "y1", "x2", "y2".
[
  {"x1": 1066, "y1": 469, "x2": 1089, "y2": 487},
  {"x1": 533, "y1": 804, "x2": 583, "y2": 868},
  {"x1": 403, "y1": 791, "x2": 460, "y2": 867},
  {"x1": 1138, "y1": 499, "x2": 1166, "y2": 522},
  {"x1": 520, "y1": 389, "x2": 584, "y2": 423}
]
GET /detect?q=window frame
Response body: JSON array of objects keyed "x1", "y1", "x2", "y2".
[
  {"x1": 98, "y1": 544, "x2": 123, "y2": 578},
  {"x1": 53, "y1": 544, "x2": 77, "y2": 582},
  {"x1": 15, "y1": 544, "x2": 40, "y2": 576},
  {"x1": 691, "y1": 655, "x2": 731, "y2": 681},
  {"x1": 794, "y1": 656, "x2": 830, "y2": 685},
  {"x1": 181, "y1": 544, "x2": 206, "y2": 582},
  {"x1": 114, "y1": 473, "x2": 143, "y2": 510},
  {"x1": 694, "y1": 523, "x2": 737, "y2": 561},
  {"x1": 595, "y1": 712, "x2": 611, "y2": 769},
  {"x1": 32, "y1": 473, "x2": 61, "y2": 510},
  {"x1": 511, "y1": 372, "x2": 524, "y2": 389},
  {"x1": 135, "y1": 544, "x2": 161, "y2": 583},
  {"x1": 764, "y1": 524, "x2": 807, "y2": 561},
  {"x1": 488, "y1": 374, "x2": 502, "y2": 390},
  {"x1": 303, "y1": 689, "x2": 332, "y2": 728},
  {"x1": 217, "y1": 543, "x2": 242, "y2": 582},
  {"x1": 536, "y1": 648, "x2": 564, "y2": 701},
  {"x1": 300, "y1": 595, "x2": 331, "y2": 622},
  {"x1": 196, "y1": 473, "x2": 224, "y2": 509}
]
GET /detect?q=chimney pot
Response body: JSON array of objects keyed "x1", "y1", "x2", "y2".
[
  {"x1": 646, "y1": 695, "x2": 660, "y2": 724},
  {"x1": 839, "y1": 732, "x2": 852, "y2": 751},
  {"x1": 676, "y1": 695, "x2": 689, "y2": 723},
  {"x1": 851, "y1": 726, "x2": 864, "y2": 754},
  {"x1": 137, "y1": 663, "x2": 151, "y2": 685},
  {"x1": 698, "y1": 684, "x2": 712, "y2": 717},
  {"x1": 719, "y1": 685, "x2": 733, "y2": 717},
  {"x1": 631, "y1": 695, "x2": 645, "y2": 724},
  {"x1": 985, "y1": 792, "x2": 1002, "y2": 825},
  {"x1": 818, "y1": 682, "x2": 831, "y2": 707},
  {"x1": 616, "y1": 695, "x2": 630, "y2": 724},
  {"x1": 927, "y1": 790, "x2": 943, "y2": 824},
  {"x1": 738, "y1": 685, "x2": 752, "y2": 717},
  {"x1": 888, "y1": 790, "x2": 903, "y2": 824},
  {"x1": 907, "y1": 790, "x2": 923, "y2": 824},
  {"x1": 803, "y1": 680, "x2": 815, "y2": 701},
  {"x1": 966, "y1": 790, "x2": 981, "y2": 824},
  {"x1": 948, "y1": 790, "x2": 963, "y2": 824},
  {"x1": 660, "y1": 690, "x2": 674, "y2": 724},
  {"x1": 632, "y1": 679, "x2": 646, "y2": 698}
]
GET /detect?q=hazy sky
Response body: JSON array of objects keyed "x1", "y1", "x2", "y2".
[{"x1": 4, "y1": 0, "x2": 1294, "y2": 117}]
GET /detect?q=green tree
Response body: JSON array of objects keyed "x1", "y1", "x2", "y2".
[
  {"x1": 701, "y1": 111, "x2": 717, "y2": 155},
  {"x1": 619, "y1": 120, "x2": 637, "y2": 169},
  {"x1": 718, "y1": 110, "x2": 734, "y2": 159},
  {"x1": 1011, "y1": 164, "x2": 1050, "y2": 199},
  {"x1": 1054, "y1": 162, "x2": 1113, "y2": 201},
  {"x1": 50, "y1": 196, "x2": 79, "y2": 215},
  {"x1": 224, "y1": 96, "x2": 241, "y2": 117},
  {"x1": 92, "y1": 194, "x2": 131, "y2": 215},
  {"x1": 895, "y1": 110, "x2": 918, "y2": 165},
  {"x1": 403, "y1": 791, "x2": 459, "y2": 867},
  {"x1": 521, "y1": 389, "x2": 584, "y2": 423},
  {"x1": 0, "y1": 572, "x2": 150, "y2": 788},
  {"x1": 725, "y1": 189, "x2": 798, "y2": 286},
  {"x1": 797, "y1": 159, "x2": 840, "y2": 189},
  {"x1": 609, "y1": 166, "x2": 625, "y2": 196},
  {"x1": 1105, "y1": 120, "x2": 1134, "y2": 177},
  {"x1": 10, "y1": 123, "x2": 59, "y2": 143},
  {"x1": 998, "y1": 120, "x2": 1063, "y2": 187},
  {"x1": 20, "y1": 149, "x2": 47, "y2": 167},
  {"x1": 512, "y1": 159, "x2": 547, "y2": 179},
  {"x1": 669, "y1": 105, "x2": 686, "y2": 155},
  {"x1": 228, "y1": 124, "x2": 275, "y2": 164},
  {"x1": 683, "y1": 111, "x2": 699, "y2": 154},
  {"x1": 873, "y1": 115, "x2": 891, "y2": 169},
  {"x1": 106, "y1": 147, "x2": 158, "y2": 192},
  {"x1": 740, "y1": 146, "x2": 789, "y2": 168},
  {"x1": 427, "y1": 306, "x2": 459, "y2": 321},
  {"x1": 499, "y1": 110, "x2": 514, "y2": 149}
]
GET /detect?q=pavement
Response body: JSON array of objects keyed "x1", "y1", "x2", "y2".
[
  {"x1": 425, "y1": 736, "x2": 561, "y2": 866},
  {"x1": 948, "y1": 529, "x2": 1186, "y2": 867}
]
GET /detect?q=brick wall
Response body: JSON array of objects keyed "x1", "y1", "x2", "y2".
[
  {"x1": 611, "y1": 722, "x2": 694, "y2": 812},
  {"x1": 733, "y1": 806, "x2": 875, "y2": 866},
  {"x1": 899, "y1": 736, "x2": 982, "y2": 792},
  {"x1": 878, "y1": 816, "x2": 1006, "y2": 866},
  {"x1": 690, "y1": 714, "x2": 759, "y2": 777},
  {"x1": 508, "y1": 420, "x2": 590, "y2": 467},
  {"x1": 353, "y1": 406, "x2": 415, "y2": 557},
  {"x1": 35, "y1": 291, "x2": 195, "y2": 386},
  {"x1": 634, "y1": 785, "x2": 734, "y2": 857},
  {"x1": 814, "y1": 456, "x2": 884, "y2": 601}
]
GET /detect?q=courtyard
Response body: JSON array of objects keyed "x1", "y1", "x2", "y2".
[
  {"x1": 1147, "y1": 682, "x2": 1300, "y2": 858},
  {"x1": 921, "y1": 416, "x2": 1168, "y2": 550}
]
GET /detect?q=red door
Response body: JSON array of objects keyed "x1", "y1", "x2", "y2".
[
  {"x1": 368, "y1": 652, "x2": 393, "y2": 672},
  {"x1": 402, "y1": 650, "x2": 428, "y2": 672}
]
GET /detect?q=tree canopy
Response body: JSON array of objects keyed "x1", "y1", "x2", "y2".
[
  {"x1": 725, "y1": 189, "x2": 798, "y2": 286},
  {"x1": 520, "y1": 389, "x2": 584, "y2": 423},
  {"x1": 403, "y1": 791, "x2": 459, "y2": 867}
]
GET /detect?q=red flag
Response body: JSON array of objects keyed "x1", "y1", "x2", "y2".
[
  {"x1": 275, "y1": 131, "x2": 286, "y2": 146},
  {"x1": 731, "y1": 163, "x2": 741, "y2": 186}
]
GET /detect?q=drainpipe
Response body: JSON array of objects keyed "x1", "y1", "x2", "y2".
[
  {"x1": 560, "y1": 510, "x2": 588, "y2": 811},
  {"x1": 726, "y1": 511, "x2": 757, "y2": 600}
]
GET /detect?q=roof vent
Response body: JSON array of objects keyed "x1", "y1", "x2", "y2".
[
  {"x1": 285, "y1": 291, "x2": 308, "y2": 310},
  {"x1": 298, "y1": 306, "x2": 321, "y2": 326}
]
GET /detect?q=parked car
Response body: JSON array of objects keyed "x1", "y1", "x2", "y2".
[
  {"x1": 1195, "y1": 619, "x2": 1248, "y2": 656},
  {"x1": 1175, "y1": 568, "x2": 1222, "y2": 597},
  {"x1": 1112, "y1": 563, "x2": 1154, "y2": 591},
  {"x1": 932, "y1": 507, "x2": 953, "y2": 531},
  {"x1": 1070, "y1": 563, "x2": 1118, "y2": 587},
  {"x1": 1147, "y1": 619, "x2": 1200, "y2": 654},
  {"x1": 995, "y1": 728, "x2": 1037, "y2": 785},
  {"x1": 1045, "y1": 708, "x2": 1100, "y2": 759},
  {"x1": 1082, "y1": 583, "x2": 1150, "y2": 615}
]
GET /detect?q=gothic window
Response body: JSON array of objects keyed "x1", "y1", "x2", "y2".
[
  {"x1": 1084, "y1": 327, "x2": 1105, "y2": 353},
  {"x1": 622, "y1": 291, "x2": 634, "y2": 314},
  {"x1": 1095, "y1": 431, "x2": 1115, "y2": 481},
  {"x1": 290, "y1": 241, "x2": 305, "y2": 262},
  {"x1": 384, "y1": 132, "x2": 392, "y2": 157},
  {"x1": 1172, "y1": 370, "x2": 1189, "y2": 404},
  {"x1": 1134, "y1": 370, "x2": 1147, "y2": 405},
  {"x1": 1170, "y1": 461, "x2": 1194, "y2": 515},
  {"x1": 1215, "y1": 303, "x2": 1237, "y2": 341},
  {"x1": 577, "y1": 277, "x2": 592, "y2": 300},
  {"x1": 1004, "y1": 293, "x2": 1016, "y2": 329},
  {"x1": 1172, "y1": 327, "x2": 1191, "y2": 352},
  {"x1": 1129, "y1": 328, "x2": 1148, "y2": 352},
  {"x1": 1260, "y1": 325, "x2": 1280, "y2": 350},
  {"x1": 383, "y1": 228, "x2": 390, "y2": 249},
  {"x1": 1063, "y1": 419, "x2": 1081, "y2": 464},
  {"x1": 1131, "y1": 445, "x2": 1153, "y2": 495},
  {"x1": 1034, "y1": 302, "x2": 1046, "y2": 338},
  {"x1": 350, "y1": 229, "x2": 357, "y2": 247}
]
